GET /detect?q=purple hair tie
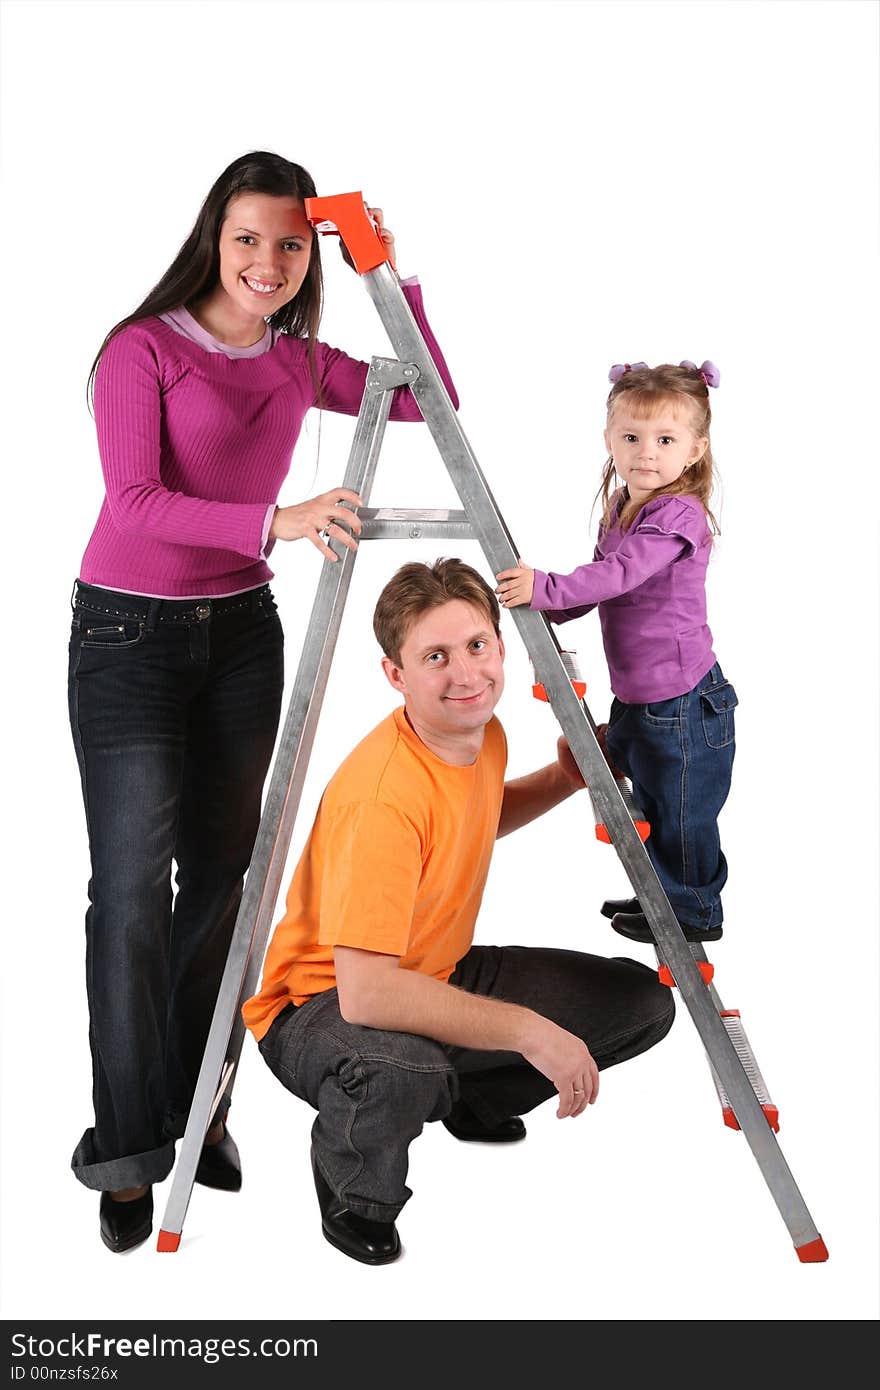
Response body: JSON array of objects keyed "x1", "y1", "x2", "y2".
[
  {"x1": 680, "y1": 359, "x2": 721, "y2": 388},
  {"x1": 608, "y1": 361, "x2": 649, "y2": 383}
]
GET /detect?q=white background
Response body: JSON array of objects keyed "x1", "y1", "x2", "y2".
[{"x1": 1, "y1": 0, "x2": 877, "y2": 1325}]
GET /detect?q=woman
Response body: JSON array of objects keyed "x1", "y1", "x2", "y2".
[{"x1": 69, "y1": 150, "x2": 458, "y2": 1253}]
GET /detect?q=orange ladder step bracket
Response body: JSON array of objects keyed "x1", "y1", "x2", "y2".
[{"x1": 156, "y1": 192, "x2": 828, "y2": 1265}]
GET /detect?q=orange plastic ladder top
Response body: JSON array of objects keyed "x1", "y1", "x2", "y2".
[{"x1": 304, "y1": 193, "x2": 393, "y2": 275}]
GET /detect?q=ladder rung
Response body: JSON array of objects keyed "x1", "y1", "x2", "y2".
[
  {"x1": 208, "y1": 1060, "x2": 235, "y2": 1127},
  {"x1": 589, "y1": 779, "x2": 651, "y2": 844},
  {"x1": 358, "y1": 507, "x2": 475, "y2": 541},
  {"x1": 532, "y1": 649, "x2": 586, "y2": 702},
  {"x1": 709, "y1": 1010, "x2": 780, "y2": 1132}
]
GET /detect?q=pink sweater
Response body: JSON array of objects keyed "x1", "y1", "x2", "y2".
[{"x1": 80, "y1": 283, "x2": 458, "y2": 597}]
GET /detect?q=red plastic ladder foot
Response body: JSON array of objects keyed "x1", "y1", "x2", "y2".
[
  {"x1": 796, "y1": 1235, "x2": 829, "y2": 1263},
  {"x1": 157, "y1": 1229, "x2": 181, "y2": 1253}
]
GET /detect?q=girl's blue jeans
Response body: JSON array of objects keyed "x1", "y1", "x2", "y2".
[{"x1": 604, "y1": 662, "x2": 737, "y2": 930}]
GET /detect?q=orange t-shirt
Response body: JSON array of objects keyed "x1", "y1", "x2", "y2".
[{"x1": 242, "y1": 706, "x2": 508, "y2": 1041}]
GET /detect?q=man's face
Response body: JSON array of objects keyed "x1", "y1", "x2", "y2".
[{"x1": 382, "y1": 600, "x2": 505, "y2": 756}]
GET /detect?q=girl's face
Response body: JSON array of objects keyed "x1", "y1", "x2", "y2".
[
  {"x1": 605, "y1": 404, "x2": 708, "y2": 504},
  {"x1": 203, "y1": 193, "x2": 314, "y2": 336}
]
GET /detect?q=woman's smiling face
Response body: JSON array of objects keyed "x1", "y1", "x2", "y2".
[{"x1": 209, "y1": 192, "x2": 314, "y2": 332}]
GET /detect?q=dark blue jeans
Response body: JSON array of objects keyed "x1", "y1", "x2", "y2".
[
  {"x1": 67, "y1": 581, "x2": 284, "y2": 1191},
  {"x1": 258, "y1": 945, "x2": 675, "y2": 1222},
  {"x1": 604, "y1": 662, "x2": 737, "y2": 930}
]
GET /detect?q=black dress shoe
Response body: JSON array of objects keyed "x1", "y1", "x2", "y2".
[
  {"x1": 99, "y1": 1188, "x2": 153, "y2": 1254},
  {"x1": 611, "y1": 910, "x2": 723, "y2": 944},
  {"x1": 442, "y1": 1102, "x2": 526, "y2": 1143},
  {"x1": 195, "y1": 1125, "x2": 241, "y2": 1192},
  {"x1": 311, "y1": 1149, "x2": 400, "y2": 1265},
  {"x1": 601, "y1": 895, "x2": 640, "y2": 920}
]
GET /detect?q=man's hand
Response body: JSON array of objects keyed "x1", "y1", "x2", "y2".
[
  {"x1": 556, "y1": 728, "x2": 625, "y2": 789},
  {"x1": 556, "y1": 735, "x2": 586, "y2": 791},
  {"x1": 596, "y1": 722, "x2": 626, "y2": 779},
  {"x1": 495, "y1": 560, "x2": 535, "y2": 608},
  {"x1": 521, "y1": 1016, "x2": 600, "y2": 1118},
  {"x1": 333, "y1": 948, "x2": 597, "y2": 1120}
]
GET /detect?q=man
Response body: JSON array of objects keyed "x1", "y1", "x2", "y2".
[{"x1": 242, "y1": 558, "x2": 674, "y2": 1264}]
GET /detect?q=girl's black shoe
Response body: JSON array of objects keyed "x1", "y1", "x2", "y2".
[
  {"x1": 600, "y1": 896, "x2": 640, "y2": 919},
  {"x1": 611, "y1": 911, "x2": 723, "y2": 943}
]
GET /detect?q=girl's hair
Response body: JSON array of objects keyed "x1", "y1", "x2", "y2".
[
  {"x1": 596, "y1": 364, "x2": 719, "y2": 535},
  {"x1": 87, "y1": 151, "x2": 323, "y2": 403}
]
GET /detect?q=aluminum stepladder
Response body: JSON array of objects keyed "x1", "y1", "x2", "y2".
[{"x1": 158, "y1": 193, "x2": 828, "y2": 1262}]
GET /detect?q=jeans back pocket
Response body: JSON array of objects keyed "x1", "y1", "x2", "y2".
[{"x1": 700, "y1": 681, "x2": 738, "y2": 748}]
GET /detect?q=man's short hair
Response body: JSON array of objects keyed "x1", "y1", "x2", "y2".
[{"x1": 373, "y1": 557, "x2": 502, "y2": 664}]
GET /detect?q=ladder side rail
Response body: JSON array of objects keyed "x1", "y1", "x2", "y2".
[
  {"x1": 231, "y1": 360, "x2": 412, "y2": 1013},
  {"x1": 361, "y1": 265, "x2": 823, "y2": 1252},
  {"x1": 158, "y1": 363, "x2": 402, "y2": 1247}
]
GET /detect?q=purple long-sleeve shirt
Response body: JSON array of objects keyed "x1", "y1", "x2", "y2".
[
  {"x1": 530, "y1": 493, "x2": 716, "y2": 703},
  {"x1": 80, "y1": 281, "x2": 458, "y2": 598}
]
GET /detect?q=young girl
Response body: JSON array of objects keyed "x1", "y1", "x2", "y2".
[
  {"x1": 496, "y1": 361, "x2": 736, "y2": 946},
  {"x1": 69, "y1": 150, "x2": 458, "y2": 1253}
]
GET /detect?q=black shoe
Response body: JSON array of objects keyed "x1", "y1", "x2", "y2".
[
  {"x1": 442, "y1": 1102, "x2": 526, "y2": 1144},
  {"x1": 99, "y1": 1188, "x2": 153, "y2": 1254},
  {"x1": 601, "y1": 896, "x2": 640, "y2": 920},
  {"x1": 311, "y1": 1148, "x2": 400, "y2": 1265},
  {"x1": 611, "y1": 910, "x2": 723, "y2": 944},
  {"x1": 195, "y1": 1125, "x2": 241, "y2": 1192}
]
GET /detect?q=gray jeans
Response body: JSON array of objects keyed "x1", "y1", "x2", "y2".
[{"x1": 258, "y1": 944, "x2": 675, "y2": 1221}]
